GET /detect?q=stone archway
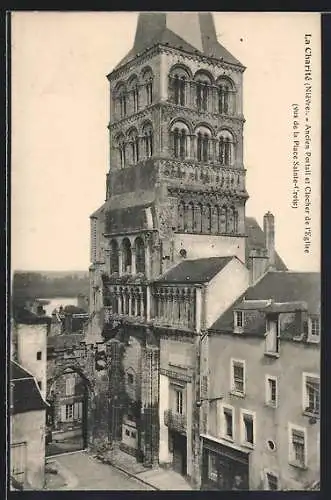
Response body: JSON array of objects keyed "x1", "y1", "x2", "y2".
[{"x1": 46, "y1": 364, "x2": 95, "y2": 457}]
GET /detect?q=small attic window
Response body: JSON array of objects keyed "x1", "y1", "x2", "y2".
[{"x1": 235, "y1": 311, "x2": 243, "y2": 328}]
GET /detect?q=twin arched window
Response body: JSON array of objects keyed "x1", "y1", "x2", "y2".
[
  {"x1": 115, "y1": 123, "x2": 154, "y2": 168},
  {"x1": 142, "y1": 123, "x2": 153, "y2": 158},
  {"x1": 171, "y1": 121, "x2": 189, "y2": 159},
  {"x1": 218, "y1": 130, "x2": 234, "y2": 166},
  {"x1": 128, "y1": 129, "x2": 139, "y2": 164}
]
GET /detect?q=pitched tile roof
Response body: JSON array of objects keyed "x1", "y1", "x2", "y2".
[
  {"x1": 245, "y1": 216, "x2": 287, "y2": 271},
  {"x1": 155, "y1": 256, "x2": 234, "y2": 284},
  {"x1": 11, "y1": 361, "x2": 48, "y2": 414},
  {"x1": 112, "y1": 12, "x2": 243, "y2": 72}
]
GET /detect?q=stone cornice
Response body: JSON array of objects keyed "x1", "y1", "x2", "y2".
[
  {"x1": 108, "y1": 103, "x2": 159, "y2": 131},
  {"x1": 108, "y1": 43, "x2": 245, "y2": 82},
  {"x1": 161, "y1": 101, "x2": 245, "y2": 126}
]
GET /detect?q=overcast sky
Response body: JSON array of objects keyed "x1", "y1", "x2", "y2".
[{"x1": 11, "y1": 12, "x2": 321, "y2": 272}]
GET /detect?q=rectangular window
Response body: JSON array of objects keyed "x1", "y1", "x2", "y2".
[
  {"x1": 175, "y1": 390, "x2": 183, "y2": 415},
  {"x1": 265, "y1": 376, "x2": 278, "y2": 407},
  {"x1": 303, "y1": 373, "x2": 320, "y2": 416},
  {"x1": 127, "y1": 373, "x2": 134, "y2": 385},
  {"x1": 36, "y1": 351, "x2": 42, "y2": 361},
  {"x1": 289, "y1": 425, "x2": 306, "y2": 468},
  {"x1": 220, "y1": 404, "x2": 234, "y2": 440},
  {"x1": 265, "y1": 472, "x2": 278, "y2": 490},
  {"x1": 265, "y1": 316, "x2": 280, "y2": 355},
  {"x1": 231, "y1": 359, "x2": 245, "y2": 395},
  {"x1": 241, "y1": 410, "x2": 255, "y2": 447},
  {"x1": 65, "y1": 404, "x2": 74, "y2": 421},
  {"x1": 311, "y1": 317, "x2": 320, "y2": 336},
  {"x1": 65, "y1": 376, "x2": 75, "y2": 396},
  {"x1": 73, "y1": 401, "x2": 83, "y2": 420},
  {"x1": 235, "y1": 311, "x2": 243, "y2": 327}
]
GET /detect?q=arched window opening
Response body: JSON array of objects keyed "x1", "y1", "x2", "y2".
[
  {"x1": 218, "y1": 131, "x2": 234, "y2": 166},
  {"x1": 128, "y1": 129, "x2": 139, "y2": 164},
  {"x1": 146, "y1": 79, "x2": 153, "y2": 105},
  {"x1": 109, "y1": 240, "x2": 119, "y2": 274},
  {"x1": 122, "y1": 238, "x2": 132, "y2": 273},
  {"x1": 180, "y1": 77, "x2": 186, "y2": 105},
  {"x1": 202, "y1": 134, "x2": 209, "y2": 162},
  {"x1": 219, "y1": 85, "x2": 230, "y2": 114},
  {"x1": 117, "y1": 134, "x2": 126, "y2": 169},
  {"x1": 142, "y1": 124, "x2": 153, "y2": 158},
  {"x1": 196, "y1": 81, "x2": 208, "y2": 111},
  {"x1": 180, "y1": 129, "x2": 186, "y2": 158},
  {"x1": 135, "y1": 237, "x2": 145, "y2": 274},
  {"x1": 119, "y1": 94, "x2": 127, "y2": 118},
  {"x1": 173, "y1": 127, "x2": 180, "y2": 158},
  {"x1": 197, "y1": 132, "x2": 203, "y2": 161},
  {"x1": 133, "y1": 85, "x2": 139, "y2": 112}
]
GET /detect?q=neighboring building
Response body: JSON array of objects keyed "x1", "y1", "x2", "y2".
[
  {"x1": 86, "y1": 11, "x2": 289, "y2": 488},
  {"x1": 10, "y1": 360, "x2": 48, "y2": 490},
  {"x1": 12, "y1": 319, "x2": 49, "y2": 399},
  {"x1": 203, "y1": 271, "x2": 320, "y2": 490}
]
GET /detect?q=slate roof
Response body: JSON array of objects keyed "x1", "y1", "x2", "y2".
[
  {"x1": 245, "y1": 271, "x2": 320, "y2": 314},
  {"x1": 112, "y1": 12, "x2": 243, "y2": 72},
  {"x1": 245, "y1": 216, "x2": 287, "y2": 271},
  {"x1": 11, "y1": 361, "x2": 48, "y2": 414},
  {"x1": 155, "y1": 256, "x2": 234, "y2": 284},
  {"x1": 210, "y1": 271, "x2": 320, "y2": 334}
]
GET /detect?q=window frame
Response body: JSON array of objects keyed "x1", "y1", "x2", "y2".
[
  {"x1": 36, "y1": 351, "x2": 42, "y2": 361},
  {"x1": 175, "y1": 389, "x2": 184, "y2": 415},
  {"x1": 219, "y1": 402, "x2": 235, "y2": 441},
  {"x1": 65, "y1": 375, "x2": 75, "y2": 397},
  {"x1": 263, "y1": 470, "x2": 279, "y2": 490},
  {"x1": 264, "y1": 315, "x2": 280, "y2": 357},
  {"x1": 302, "y1": 372, "x2": 320, "y2": 417},
  {"x1": 288, "y1": 422, "x2": 308, "y2": 469},
  {"x1": 265, "y1": 375, "x2": 278, "y2": 408},
  {"x1": 240, "y1": 408, "x2": 256, "y2": 448},
  {"x1": 230, "y1": 358, "x2": 246, "y2": 397}
]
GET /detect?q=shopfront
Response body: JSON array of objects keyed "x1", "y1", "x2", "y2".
[{"x1": 201, "y1": 436, "x2": 249, "y2": 490}]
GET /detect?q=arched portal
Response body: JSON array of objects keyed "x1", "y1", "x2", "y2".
[{"x1": 46, "y1": 365, "x2": 95, "y2": 457}]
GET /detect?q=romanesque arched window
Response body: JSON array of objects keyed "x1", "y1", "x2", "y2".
[
  {"x1": 128, "y1": 75, "x2": 139, "y2": 113},
  {"x1": 116, "y1": 83, "x2": 127, "y2": 118},
  {"x1": 196, "y1": 126, "x2": 212, "y2": 162},
  {"x1": 217, "y1": 77, "x2": 235, "y2": 115},
  {"x1": 109, "y1": 239, "x2": 119, "y2": 274},
  {"x1": 218, "y1": 130, "x2": 235, "y2": 166},
  {"x1": 169, "y1": 65, "x2": 191, "y2": 106},
  {"x1": 121, "y1": 238, "x2": 132, "y2": 273},
  {"x1": 141, "y1": 68, "x2": 154, "y2": 106},
  {"x1": 194, "y1": 70, "x2": 213, "y2": 112},
  {"x1": 171, "y1": 121, "x2": 189, "y2": 159},
  {"x1": 128, "y1": 128, "x2": 139, "y2": 164},
  {"x1": 142, "y1": 123, "x2": 153, "y2": 158},
  {"x1": 116, "y1": 133, "x2": 126, "y2": 169},
  {"x1": 134, "y1": 237, "x2": 145, "y2": 274}
]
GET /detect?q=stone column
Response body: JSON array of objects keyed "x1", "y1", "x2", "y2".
[
  {"x1": 146, "y1": 286, "x2": 151, "y2": 322},
  {"x1": 118, "y1": 248, "x2": 123, "y2": 277},
  {"x1": 140, "y1": 338, "x2": 160, "y2": 467},
  {"x1": 131, "y1": 247, "x2": 136, "y2": 275}
]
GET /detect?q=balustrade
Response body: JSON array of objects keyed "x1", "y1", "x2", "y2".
[{"x1": 153, "y1": 287, "x2": 196, "y2": 330}]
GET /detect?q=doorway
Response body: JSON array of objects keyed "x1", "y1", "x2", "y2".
[{"x1": 172, "y1": 432, "x2": 187, "y2": 476}]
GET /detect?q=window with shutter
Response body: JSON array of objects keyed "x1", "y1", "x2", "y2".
[
  {"x1": 303, "y1": 373, "x2": 320, "y2": 416},
  {"x1": 289, "y1": 424, "x2": 306, "y2": 467}
]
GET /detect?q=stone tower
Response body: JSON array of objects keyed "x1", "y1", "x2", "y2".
[
  {"x1": 87, "y1": 11, "x2": 250, "y2": 474},
  {"x1": 104, "y1": 11, "x2": 247, "y2": 276}
]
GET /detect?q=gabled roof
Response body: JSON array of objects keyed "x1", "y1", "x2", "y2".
[
  {"x1": 155, "y1": 256, "x2": 235, "y2": 284},
  {"x1": 11, "y1": 361, "x2": 48, "y2": 414},
  {"x1": 113, "y1": 12, "x2": 243, "y2": 72},
  {"x1": 245, "y1": 216, "x2": 287, "y2": 271}
]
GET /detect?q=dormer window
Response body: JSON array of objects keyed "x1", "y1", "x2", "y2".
[
  {"x1": 265, "y1": 314, "x2": 280, "y2": 357},
  {"x1": 235, "y1": 311, "x2": 243, "y2": 328}
]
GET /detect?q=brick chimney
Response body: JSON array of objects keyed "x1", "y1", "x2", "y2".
[{"x1": 263, "y1": 211, "x2": 275, "y2": 268}]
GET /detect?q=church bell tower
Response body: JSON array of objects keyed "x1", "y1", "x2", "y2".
[{"x1": 104, "y1": 12, "x2": 248, "y2": 281}]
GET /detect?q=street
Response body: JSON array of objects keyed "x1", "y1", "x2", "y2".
[{"x1": 46, "y1": 451, "x2": 155, "y2": 490}]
